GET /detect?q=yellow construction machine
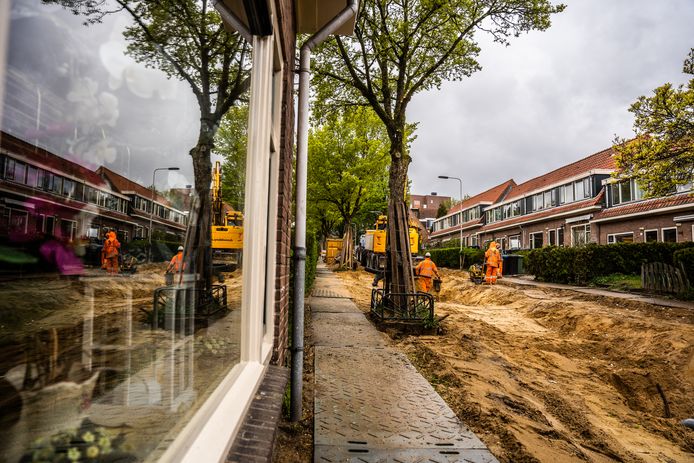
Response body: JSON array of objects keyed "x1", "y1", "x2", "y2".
[
  {"x1": 358, "y1": 214, "x2": 420, "y2": 273},
  {"x1": 211, "y1": 161, "x2": 243, "y2": 271}
]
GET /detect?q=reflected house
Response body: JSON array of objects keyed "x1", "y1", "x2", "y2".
[{"x1": 97, "y1": 166, "x2": 187, "y2": 242}]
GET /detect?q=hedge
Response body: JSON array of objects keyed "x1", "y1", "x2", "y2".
[
  {"x1": 426, "y1": 246, "x2": 484, "y2": 268},
  {"x1": 526, "y1": 242, "x2": 694, "y2": 285},
  {"x1": 305, "y1": 231, "x2": 319, "y2": 293},
  {"x1": 674, "y1": 247, "x2": 694, "y2": 285}
]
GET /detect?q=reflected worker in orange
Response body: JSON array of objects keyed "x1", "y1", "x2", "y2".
[
  {"x1": 102, "y1": 231, "x2": 121, "y2": 274},
  {"x1": 485, "y1": 241, "x2": 501, "y2": 284}
]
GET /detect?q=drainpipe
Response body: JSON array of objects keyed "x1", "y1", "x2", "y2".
[{"x1": 292, "y1": 0, "x2": 359, "y2": 422}]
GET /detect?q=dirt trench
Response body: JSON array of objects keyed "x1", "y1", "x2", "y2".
[{"x1": 337, "y1": 269, "x2": 694, "y2": 463}]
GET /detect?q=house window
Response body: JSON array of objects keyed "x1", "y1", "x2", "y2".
[
  {"x1": 607, "y1": 232, "x2": 634, "y2": 244},
  {"x1": 557, "y1": 227, "x2": 564, "y2": 246},
  {"x1": 530, "y1": 232, "x2": 543, "y2": 249},
  {"x1": 662, "y1": 227, "x2": 677, "y2": 243},
  {"x1": 509, "y1": 235, "x2": 521, "y2": 250},
  {"x1": 548, "y1": 229, "x2": 556, "y2": 246},
  {"x1": 644, "y1": 229, "x2": 658, "y2": 243},
  {"x1": 27, "y1": 166, "x2": 38, "y2": 187},
  {"x1": 571, "y1": 224, "x2": 591, "y2": 246},
  {"x1": 59, "y1": 219, "x2": 77, "y2": 241},
  {"x1": 564, "y1": 183, "x2": 574, "y2": 203},
  {"x1": 8, "y1": 208, "x2": 28, "y2": 234}
]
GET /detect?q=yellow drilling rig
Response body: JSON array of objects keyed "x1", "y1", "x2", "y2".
[{"x1": 211, "y1": 161, "x2": 243, "y2": 272}]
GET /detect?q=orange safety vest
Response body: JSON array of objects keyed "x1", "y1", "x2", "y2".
[
  {"x1": 169, "y1": 252, "x2": 184, "y2": 272},
  {"x1": 416, "y1": 258, "x2": 438, "y2": 278},
  {"x1": 485, "y1": 248, "x2": 501, "y2": 268},
  {"x1": 103, "y1": 237, "x2": 120, "y2": 258}
]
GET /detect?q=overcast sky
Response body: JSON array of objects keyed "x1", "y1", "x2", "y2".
[{"x1": 408, "y1": 0, "x2": 694, "y2": 201}]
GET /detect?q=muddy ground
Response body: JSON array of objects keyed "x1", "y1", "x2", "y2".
[{"x1": 335, "y1": 269, "x2": 694, "y2": 463}]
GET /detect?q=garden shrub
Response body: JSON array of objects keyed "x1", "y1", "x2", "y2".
[
  {"x1": 674, "y1": 247, "x2": 694, "y2": 285},
  {"x1": 526, "y1": 242, "x2": 694, "y2": 285}
]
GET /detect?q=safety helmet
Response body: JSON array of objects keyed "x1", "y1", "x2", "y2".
[
  {"x1": 425, "y1": 252, "x2": 431, "y2": 257},
  {"x1": 178, "y1": 246, "x2": 184, "y2": 251}
]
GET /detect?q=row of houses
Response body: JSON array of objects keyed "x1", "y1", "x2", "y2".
[
  {"x1": 428, "y1": 146, "x2": 694, "y2": 249},
  {"x1": 0, "y1": 131, "x2": 188, "y2": 246}
]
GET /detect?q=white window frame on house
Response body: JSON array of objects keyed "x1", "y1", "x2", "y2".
[
  {"x1": 570, "y1": 224, "x2": 590, "y2": 247},
  {"x1": 557, "y1": 227, "x2": 564, "y2": 247},
  {"x1": 662, "y1": 227, "x2": 677, "y2": 243},
  {"x1": 644, "y1": 229, "x2": 658, "y2": 243},
  {"x1": 509, "y1": 234, "x2": 521, "y2": 250},
  {"x1": 530, "y1": 231, "x2": 543, "y2": 249},
  {"x1": 162, "y1": 12, "x2": 285, "y2": 463},
  {"x1": 548, "y1": 229, "x2": 556, "y2": 246},
  {"x1": 607, "y1": 232, "x2": 634, "y2": 244}
]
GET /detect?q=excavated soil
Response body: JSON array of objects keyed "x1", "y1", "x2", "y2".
[{"x1": 338, "y1": 269, "x2": 694, "y2": 463}]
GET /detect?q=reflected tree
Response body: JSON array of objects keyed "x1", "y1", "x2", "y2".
[{"x1": 45, "y1": 0, "x2": 251, "y2": 289}]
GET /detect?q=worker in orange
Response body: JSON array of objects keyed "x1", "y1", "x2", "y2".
[
  {"x1": 485, "y1": 241, "x2": 501, "y2": 284},
  {"x1": 415, "y1": 252, "x2": 441, "y2": 293},
  {"x1": 167, "y1": 245, "x2": 185, "y2": 274},
  {"x1": 102, "y1": 231, "x2": 120, "y2": 274}
]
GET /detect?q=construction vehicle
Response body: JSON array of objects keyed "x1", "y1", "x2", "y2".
[
  {"x1": 211, "y1": 161, "x2": 243, "y2": 272},
  {"x1": 325, "y1": 238, "x2": 343, "y2": 264},
  {"x1": 358, "y1": 214, "x2": 420, "y2": 273}
]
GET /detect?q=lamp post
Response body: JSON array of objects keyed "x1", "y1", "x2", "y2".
[
  {"x1": 149, "y1": 167, "x2": 179, "y2": 262},
  {"x1": 438, "y1": 175, "x2": 463, "y2": 269}
]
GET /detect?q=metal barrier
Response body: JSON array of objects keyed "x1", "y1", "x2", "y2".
[
  {"x1": 152, "y1": 284, "x2": 228, "y2": 330},
  {"x1": 370, "y1": 288, "x2": 434, "y2": 321}
]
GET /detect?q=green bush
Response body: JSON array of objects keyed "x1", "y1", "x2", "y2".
[
  {"x1": 526, "y1": 242, "x2": 694, "y2": 285},
  {"x1": 426, "y1": 247, "x2": 484, "y2": 268},
  {"x1": 674, "y1": 247, "x2": 694, "y2": 285}
]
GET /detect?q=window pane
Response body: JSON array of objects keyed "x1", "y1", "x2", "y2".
[
  {"x1": 574, "y1": 180, "x2": 584, "y2": 199},
  {"x1": 565, "y1": 184, "x2": 574, "y2": 203},
  {"x1": 663, "y1": 228, "x2": 677, "y2": 242},
  {"x1": 620, "y1": 180, "x2": 632, "y2": 202},
  {"x1": 645, "y1": 230, "x2": 657, "y2": 242},
  {"x1": 0, "y1": 3, "x2": 249, "y2": 460}
]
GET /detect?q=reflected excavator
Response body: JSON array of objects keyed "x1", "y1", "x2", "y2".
[{"x1": 211, "y1": 161, "x2": 243, "y2": 273}]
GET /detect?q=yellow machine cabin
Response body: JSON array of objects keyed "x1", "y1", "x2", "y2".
[
  {"x1": 324, "y1": 238, "x2": 343, "y2": 264},
  {"x1": 364, "y1": 215, "x2": 419, "y2": 255},
  {"x1": 210, "y1": 161, "x2": 244, "y2": 252}
]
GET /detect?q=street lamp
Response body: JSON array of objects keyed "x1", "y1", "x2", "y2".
[
  {"x1": 149, "y1": 167, "x2": 179, "y2": 262},
  {"x1": 438, "y1": 175, "x2": 463, "y2": 269}
]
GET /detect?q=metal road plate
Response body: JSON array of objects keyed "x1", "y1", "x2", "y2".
[
  {"x1": 310, "y1": 297, "x2": 361, "y2": 313},
  {"x1": 314, "y1": 347, "x2": 496, "y2": 462},
  {"x1": 314, "y1": 445, "x2": 498, "y2": 463},
  {"x1": 312, "y1": 288, "x2": 352, "y2": 298},
  {"x1": 313, "y1": 316, "x2": 387, "y2": 348}
]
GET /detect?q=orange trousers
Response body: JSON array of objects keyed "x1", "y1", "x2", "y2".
[
  {"x1": 418, "y1": 276, "x2": 433, "y2": 292},
  {"x1": 485, "y1": 265, "x2": 497, "y2": 284}
]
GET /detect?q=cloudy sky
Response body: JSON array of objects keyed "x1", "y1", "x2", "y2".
[{"x1": 407, "y1": 0, "x2": 694, "y2": 200}]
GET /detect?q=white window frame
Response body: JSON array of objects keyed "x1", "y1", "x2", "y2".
[
  {"x1": 548, "y1": 229, "x2": 556, "y2": 246},
  {"x1": 644, "y1": 229, "x2": 658, "y2": 243},
  {"x1": 607, "y1": 232, "x2": 634, "y2": 244},
  {"x1": 530, "y1": 231, "x2": 543, "y2": 249},
  {"x1": 557, "y1": 227, "x2": 564, "y2": 247},
  {"x1": 570, "y1": 224, "x2": 590, "y2": 247},
  {"x1": 164, "y1": 13, "x2": 285, "y2": 463},
  {"x1": 661, "y1": 226, "x2": 677, "y2": 243},
  {"x1": 509, "y1": 234, "x2": 521, "y2": 250}
]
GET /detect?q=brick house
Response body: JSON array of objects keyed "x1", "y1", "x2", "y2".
[
  {"x1": 410, "y1": 193, "x2": 451, "y2": 229},
  {"x1": 429, "y1": 180, "x2": 515, "y2": 246}
]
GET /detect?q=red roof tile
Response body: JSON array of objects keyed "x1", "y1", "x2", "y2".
[
  {"x1": 505, "y1": 147, "x2": 616, "y2": 201},
  {"x1": 97, "y1": 166, "x2": 172, "y2": 206},
  {"x1": 448, "y1": 179, "x2": 516, "y2": 214},
  {"x1": 592, "y1": 193, "x2": 694, "y2": 221},
  {"x1": 483, "y1": 190, "x2": 605, "y2": 233},
  {"x1": 1, "y1": 132, "x2": 105, "y2": 187}
]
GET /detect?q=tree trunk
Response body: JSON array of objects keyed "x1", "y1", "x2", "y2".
[
  {"x1": 187, "y1": 129, "x2": 214, "y2": 293},
  {"x1": 385, "y1": 135, "x2": 415, "y2": 298},
  {"x1": 340, "y1": 223, "x2": 353, "y2": 269}
]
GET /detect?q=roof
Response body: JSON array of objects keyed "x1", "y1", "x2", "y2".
[
  {"x1": 1, "y1": 132, "x2": 106, "y2": 187},
  {"x1": 447, "y1": 180, "x2": 516, "y2": 215},
  {"x1": 429, "y1": 218, "x2": 484, "y2": 239},
  {"x1": 483, "y1": 190, "x2": 605, "y2": 233},
  {"x1": 504, "y1": 147, "x2": 616, "y2": 201},
  {"x1": 97, "y1": 166, "x2": 172, "y2": 206},
  {"x1": 592, "y1": 192, "x2": 694, "y2": 222}
]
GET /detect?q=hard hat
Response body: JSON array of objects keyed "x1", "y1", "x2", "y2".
[
  {"x1": 425, "y1": 252, "x2": 431, "y2": 257},
  {"x1": 178, "y1": 246, "x2": 184, "y2": 251}
]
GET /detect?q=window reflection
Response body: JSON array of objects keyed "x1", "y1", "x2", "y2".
[{"x1": 0, "y1": 1, "x2": 247, "y2": 460}]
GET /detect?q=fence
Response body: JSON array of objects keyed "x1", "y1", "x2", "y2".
[
  {"x1": 641, "y1": 262, "x2": 689, "y2": 294},
  {"x1": 370, "y1": 288, "x2": 434, "y2": 321}
]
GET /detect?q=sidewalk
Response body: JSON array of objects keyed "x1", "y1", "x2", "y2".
[
  {"x1": 502, "y1": 276, "x2": 694, "y2": 310},
  {"x1": 310, "y1": 264, "x2": 497, "y2": 462}
]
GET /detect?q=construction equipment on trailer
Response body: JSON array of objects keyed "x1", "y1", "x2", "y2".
[
  {"x1": 211, "y1": 161, "x2": 243, "y2": 273},
  {"x1": 358, "y1": 215, "x2": 420, "y2": 273}
]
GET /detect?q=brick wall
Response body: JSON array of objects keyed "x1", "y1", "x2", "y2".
[
  {"x1": 593, "y1": 213, "x2": 693, "y2": 244},
  {"x1": 272, "y1": 0, "x2": 295, "y2": 366}
]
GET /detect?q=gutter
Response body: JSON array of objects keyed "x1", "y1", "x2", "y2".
[{"x1": 291, "y1": 0, "x2": 359, "y2": 422}]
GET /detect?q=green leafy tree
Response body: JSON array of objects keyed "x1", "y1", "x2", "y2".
[
  {"x1": 614, "y1": 49, "x2": 694, "y2": 197},
  {"x1": 49, "y1": 0, "x2": 251, "y2": 288},
  {"x1": 308, "y1": 107, "x2": 390, "y2": 268},
  {"x1": 313, "y1": 0, "x2": 564, "y2": 293},
  {"x1": 217, "y1": 105, "x2": 249, "y2": 212},
  {"x1": 436, "y1": 200, "x2": 451, "y2": 219}
]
